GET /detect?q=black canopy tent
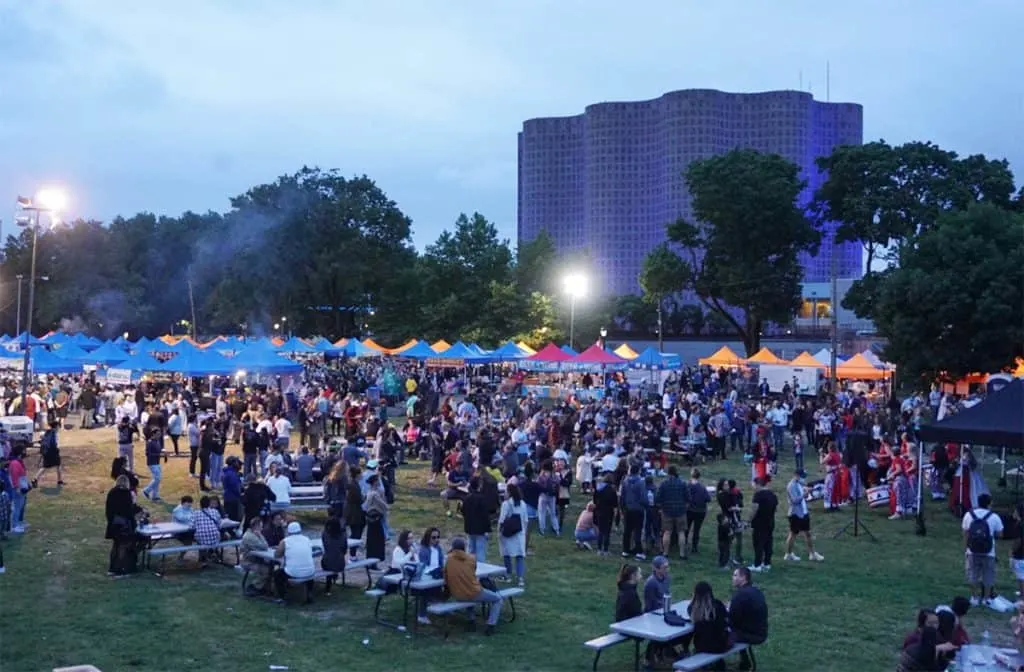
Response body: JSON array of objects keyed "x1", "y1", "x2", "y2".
[{"x1": 918, "y1": 378, "x2": 1024, "y2": 450}]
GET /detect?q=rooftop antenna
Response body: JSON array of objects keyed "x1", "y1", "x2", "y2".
[
  {"x1": 826, "y1": 61, "x2": 831, "y2": 102},
  {"x1": 799, "y1": 70, "x2": 803, "y2": 91}
]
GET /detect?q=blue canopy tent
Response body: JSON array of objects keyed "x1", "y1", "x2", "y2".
[
  {"x1": 434, "y1": 341, "x2": 482, "y2": 362},
  {"x1": 111, "y1": 352, "x2": 165, "y2": 379},
  {"x1": 160, "y1": 349, "x2": 236, "y2": 376},
  {"x1": 72, "y1": 334, "x2": 103, "y2": 351},
  {"x1": 340, "y1": 339, "x2": 376, "y2": 358},
  {"x1": 51, "y1": 343, "x2": 93, "y2": 362},
  {"x1": 392, "y1": 341, "x2": 438, "y2": 360},
  {"x1": 560, "y1": 345, "x2": 579, "y2": 357},
  {"x1": 82, "y1": 341, "x2": 130, "y2": 366},
  {"x1": 478, "y1": 341, "x2": 528, "y2": 363},
  {"x1": 0, "y1": 334, "x2": 9, "y2": 343},
  {"x1": 230, "y1": 347, "x2": 303, "y2": 375},
  {"x1": 30, "y1": 347, "x2": 83, "y2": 374},
  {"x1": 147, "y1": 339, "x2": 177, "y2": 354},
  {"x1": 467, "y1": 343, "x2": 489, "y2": 357},
  {"x1": 630, "y1": 346, "x2": 683, "y2": 371},
  {"x1": 132, "y1": 336, "x2": 153, "y2": 353},
  {"x1": 278, "y1": 337, "x2": 318, "y2": 355},
  {"x1": 310, "y1": 337, "x2": 336, "y2": 352},
  {"x1": 43, "y1": 332, "x2": 71, "y2": 346},
  {"x1": 169, "y1": 339, "x2": 201, "y2": 354},
  {"x1": 13, "y1": 332, "x2": 48, "y2": 349}
]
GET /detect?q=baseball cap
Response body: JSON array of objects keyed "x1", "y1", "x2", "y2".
[
  {"x1": 652, "y1": 555, "x2": 669, "y2": 570},
  {"x1": 365, "y1": 459, "x2": 379, "y2": 471},
  {"x1": 287, "y1": 521, "x2": 301, "y2": 534}
]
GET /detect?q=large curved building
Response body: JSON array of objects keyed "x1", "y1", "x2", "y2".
[{"x1": 517, "y1": 89, "x2": 864, "y2": 297}]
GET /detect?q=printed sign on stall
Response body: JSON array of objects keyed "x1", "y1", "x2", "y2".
[{"x1": 107, "y1": 368, "x2": 132, "y2": 385}]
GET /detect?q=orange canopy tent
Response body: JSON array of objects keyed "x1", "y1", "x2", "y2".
[
  {"x1": 362, "y1": 338, "x2": 388, "y2": 352},
  {"x1": 789, "y1": 351, "x2": 827, "y2": 368},
  {"x1": 746, "y1": 347, "x2": 787, "y2": 365},
  {"x1": 516, "y1": 341, "x2": 536, "y2": 355},
  {"x1": 614, "y1": 343, "x2": 640, "y2": 360},
  {"x1": 698, "y1": 346, "x2": 746, "y2": 367},
  {"x1": 388, "y1": 339, "x2": 418, "y2": 355},
  {"x1": 333, "y1": 337, "x2": 349, "y2": 347},
  {"x1": 430, "y1": 339, "x2": 451, "y2": 353},
  {"x1": 198, "y1": 336, "x2": 227, "y2": 349},
  {"x1": 834, "y1": 353, "x2": 887, "y2": 380}
]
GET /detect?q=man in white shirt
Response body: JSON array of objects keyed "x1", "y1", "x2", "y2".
[
  {"x1": 784, "y1": 470, "x2": 824, "y2": 562},
  {"x1": 274, "y1": 415, "x2": 292, "y2": 451},
  {"x1": 274, "y1": 521, "x2": 315, "y2": 597},
  {"x1": 265, "y1": 463, "x2": 291, "y2": 508},
  {"x1": 962, "y1": 493, "x2": 1003, "y2": 606}
]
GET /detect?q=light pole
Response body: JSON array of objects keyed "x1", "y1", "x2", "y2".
[
  {"x1": 15, "y1": 188, "x2": 67, "y2": 411},
  {"x1": 273, "y1": 322, "x2": 280, "y2": 336},
  {"x1": 563, "y1": 273, "x2": 587, "y2": 351},
  {"x1": 281, "y1": 316, "x2": 288, "y2": 339},
  {"x1": 14, "y1": 274, "x2": 23, "y2": 335},
  {"x1": 599, "y1": 326, "x2": 607, "y2": 351}
]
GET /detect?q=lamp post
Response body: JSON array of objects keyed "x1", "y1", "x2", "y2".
[
  {"x1": 281, "y1": 316, "x2": 288, "y2": 339},
  {"x1": 563, "y1": 273, "x2": 587, "y2": 351},
  {"x1": 15, "y1": 188, "x2": 67, "y2": 411},
  {"x1": 14, "y1": 274, "x2": 23, "y2": 335},
  {"x1": 599, "y1": 326, "x2": 607, "y2": 351}
]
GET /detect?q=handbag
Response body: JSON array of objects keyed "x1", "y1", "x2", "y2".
[{"x1": 500, "y1": 507, "x2": 523, "y2": 537}]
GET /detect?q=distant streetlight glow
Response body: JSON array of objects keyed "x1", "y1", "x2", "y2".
[
  {"x1": 34, "y1": 187, "x2": 68, "y2": 213},
  {"x1": 563, "y1": 272, "x2": 587, "y2": 350}
]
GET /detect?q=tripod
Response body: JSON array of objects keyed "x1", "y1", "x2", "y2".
[{"x1": 833, "y1": 476, "x2": 877, "y2": 541}]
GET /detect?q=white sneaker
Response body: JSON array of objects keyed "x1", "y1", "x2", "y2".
[
  {"x1": 810, "y1": 552, "x2": 825, "y2": 562},
  {"x1": 11, "y1": 526, "x2": 25, "y2": 534},
  {"x1": 582, "y1": 542, "x2": 593, "y2": 551},
  {"x1": 747, "y1": 565, "x2": 763, "y2": 573},
  {"x1": 762, "y1": 565, "x2": 771, "y2": 572},
  {"x1": 635, "y1": 553, "x2": 647, "y2": 561},
  {"x1": 888, "y1": 514, "x2": 901, "y2": 520},
  {"x1": 417, "y1": 616, "x2": 431, "y2": 625},
  {"x1": 970, "y1": 596, "x2": 981, "y2": 607},
  {"x1": 784, "y1": 553, "x2": 800, "y2": 561}
]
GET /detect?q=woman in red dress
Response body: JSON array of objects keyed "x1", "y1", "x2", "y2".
[
  {"x1": 870, "y1": 440, "x2": 894, "y2": 487},
  {"x1": 822, "y1": 443, "x2": 844, "y2": 511}
]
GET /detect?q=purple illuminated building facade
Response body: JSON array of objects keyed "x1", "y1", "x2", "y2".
[{"x1": 517, "y1": 89, "x2": 864, "y2": 297}]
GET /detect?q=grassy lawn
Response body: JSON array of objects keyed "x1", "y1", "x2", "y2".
[{"x1": 3, "y1": 427, "x2": 1021, "y2": 671}]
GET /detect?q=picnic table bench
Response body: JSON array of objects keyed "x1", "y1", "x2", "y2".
[
  {"x1": 673, "y1": 642, "x2": 751, "y2": 671},
  {"x1": 243, "y1": 538, "x2": 379, "y2": 597},
  {"x1": 137, "y1": 519, "x2": 241, "y2": 571},
  {"x1": 587, "y1": 599, "x2": 693, "y2": 672}
]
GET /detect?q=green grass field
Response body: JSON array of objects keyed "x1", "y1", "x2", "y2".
[{"x1": 3, "y1": 428, "x2": 1021, "y2": 672}]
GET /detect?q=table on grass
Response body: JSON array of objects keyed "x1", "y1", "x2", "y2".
[
  {"x1": 609, "y1": 600, "x2": 693, "y2": 672},
  {"x1": 375, "y1": 561, "x2": 507, "y2": 631},
  {"x1": 957, "y1": 644, "x2": 1024, "y2": 671},
  {"x1": 247, "y1": 537, "x2": 364, "y2": 565},
  {"x1": 136, "y1": 519, "x2": 240, "y2": 567},
  {"x1": 289, "y1": 485, "x2": 324, "y2": 498}
]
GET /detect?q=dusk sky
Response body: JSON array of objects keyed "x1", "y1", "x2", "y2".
[{"x1": 2, "y1": 0, "x2": 1021, "y2": 250}]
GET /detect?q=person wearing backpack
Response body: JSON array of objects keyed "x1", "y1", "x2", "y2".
[
  {"x1": 962, "y1": 493, "x2": 1004, "y2": 606},
  {"x1": 32, "y1": 421, "x2": 64, "y2": 489}
]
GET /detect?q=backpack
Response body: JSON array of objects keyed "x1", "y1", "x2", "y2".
[{"x1": 967, "y1": 511, "x2": 994, "y2": 554}]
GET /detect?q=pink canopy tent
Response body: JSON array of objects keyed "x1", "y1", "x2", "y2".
[
  {"x1": 571, "y1": 343, "x2": 627, "y2": 365},
  {"x1": 526, "y1": 343, "x2": 575, "y2": 362}
]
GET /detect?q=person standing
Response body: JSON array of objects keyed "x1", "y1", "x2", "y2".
[
  {"x1": 686, "y1": 468, "x2": 711, "y2": 555},
  {"x1": 461, "y1": 476, "x2": 491, "y2": 563},
  {"x1": 656, "y1": 466, "x2": 690, "y2": 560},
  {"x1": 784, "y1": 470, "x2": 824, "y2": 562},
  {"x1": 116, "y1": 415, "x2": 139, "y2": 473},
  {"x1": 32, "y1": 421, "x2": 64, "y2": 489},
  {"x1": 962, "y1": 492, "x2": 1003, "y2": 606},
  {"x1": 748, "y1": 477, "x2": 778, "y2": 572},
  {"x1": 619, "y1": 464, "x2": 647, "y2": 561},
  {"x1": 141, "y1": 426, "x2": 164, "y2": 503}
]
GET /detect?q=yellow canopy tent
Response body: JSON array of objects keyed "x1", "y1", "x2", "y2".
[
  {"x1": 746, "y1": 347, "x2": 787, "y2": 365},
  {"x1": 362, "y1": 338, "x2": 388, "y2": 352},
  {"x1": 835, "y1": 353, "x2": 887, "y2": 380},
  {"x1": 159, "y1": 335, "x2": 182, "y2": 345},
  {"x1": 516, "y1": 341, "x2": 536, "y2": 355},
  {"x1": 698, "y1": 346, "x2": 746, "y2": 367},
  {"x1": 333, "y1": 337, "x2": 349, "y2": 347},
  {"x1": 614, "y1": 343, "x2": 640, "y2": 360},
  {"x1": 1013, "y1": 358, "x2": 1024, "y2": 377},
  {"x1": 789, "y1": 351, "x2": 827, "y2": 368},
  {"x1": 430, "y1": 339, "x2": 451, "y2": 353},
  {"x1": 388, "y1": 339, "x2": 418, "y2": 355}
]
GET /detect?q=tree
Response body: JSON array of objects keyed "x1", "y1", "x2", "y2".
[
  {"x1": 613, "y1": 295, "x2": 657, "y2": 333},
  {"x1": 677, "y1": 304, "x2": 705, "y2": 336},
  {"x1": 515, "y1": 230, "x2": 557, "y2": 295},
  {"x1": 667, "y1": 149, "x2": 820, "y2": 355},
  {"x1": 419, "y1": 212, "x2": 514, "y2": 341},
  {"x1": 639, "y1": 243, "x2": 688, "y2": 351},
  {"x1": 869, "y1": 203, "x2": 1023, "y2": 383}
]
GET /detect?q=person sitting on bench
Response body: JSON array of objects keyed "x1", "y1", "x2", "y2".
[
  {"x1": 444, "y1": 536, "x2": 503, "y2": 634},
  {"x1": 241, "y1": 516, "x2": 272, "y2": 596},
  {"x1": 274, "y1": 521, "x2": 315, "y2": 597},
  {"x1": 728, "y1": 567, "x2": 768, "y2": 671}
]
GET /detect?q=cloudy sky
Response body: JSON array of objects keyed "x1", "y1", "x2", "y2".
[{"x1": 1, "y1": 0, "x2": 1021, "y2": 249}]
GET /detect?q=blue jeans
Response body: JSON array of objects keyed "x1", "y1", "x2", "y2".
[
  {"x1": 468, "y1": 534, "x2": 488, "y2": 563},
  {"x1": 209, "y1": 453, "x2": 223, "y2": 488},
  {"x1": 575, "y1": 528, "x2": 598, "y2": 544},
  {"x1": 11, "y1": 490, "x2": 26, "y2": 527},
  {"x1": 470, "y1": 588, "x2": 503, "y2": 626},
  {"x1": 772, "y1": 426, "x2": 785, "y2": 449},
  {"x1": 143, "y1": 464, "x2": 162, "y2": 500},
  {"x1": 538, "y1": 494, "x2": 559, "y2": 535},
  {"x1": 243, "y1": 454, "x2": 258, "y2": 477},
  {"x1": 503, "y1": 554, "x2": 525, "y2": 579}
]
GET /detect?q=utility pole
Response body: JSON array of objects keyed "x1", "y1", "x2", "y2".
[{"x1": 829, "y1": 235, "x2": 839, "y2": 389}]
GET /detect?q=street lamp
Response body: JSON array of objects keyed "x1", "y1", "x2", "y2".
[
  {"x1": 15, "y1": 188, "x2": 66, "y2": 410},
  {"x1": 563, "y1": 273, "x2": 587, "y2": 350},
  {"x1": 281, "y1": 316, "x2": 288, "y2": 339},
  {"x1": 599, "y1": 326, "x2": 608, "y2": 350},
  {"x1": 273, "y1": 322, "x2": 280, "y2": 333}
]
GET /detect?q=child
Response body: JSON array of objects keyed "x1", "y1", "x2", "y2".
[
  {"x1": 793, "y1": 433, "x2": 805, "y2": 476},
  {"x1": 716, "y1": 512, "x2": 733, "y2": 569},
  {"x1": 172, "y1": 495, "x2": 195, "y2": 546}
]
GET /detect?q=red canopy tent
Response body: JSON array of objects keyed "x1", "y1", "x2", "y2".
[
  {"x1": 526, "y1": 343, "x2": 575, "y2": 362},
  {"x1": 570, "y1": 343, "x2": 627, "y2": 365}
]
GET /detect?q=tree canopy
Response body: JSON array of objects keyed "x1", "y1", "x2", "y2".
[
  {"x1": 865, "y1": 203, "x2": 1023, "y2": 382},
  {"x1": 661, "y1": 149, "x2": 820, "y2": 355}
]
